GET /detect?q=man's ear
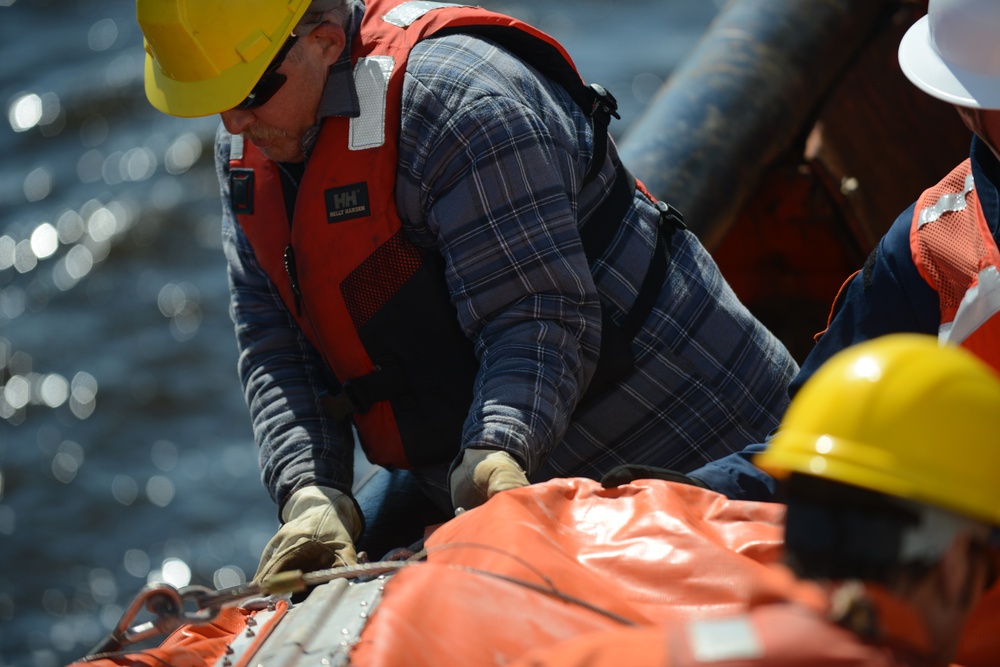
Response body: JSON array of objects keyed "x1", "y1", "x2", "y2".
[
  {"x1": 308, "y1": 22, "x2": 347, "y2": 66},
  {"x1": 937, "y1": 533, "x2": 981, "y2": 610},
  {"x1": 938, "y1": 536, "x2": 966, "y2": 604}
]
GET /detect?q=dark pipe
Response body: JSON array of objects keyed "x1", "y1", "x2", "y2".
[{"x1": 618, "y1": 0, "x2": 893, "y2": 247}]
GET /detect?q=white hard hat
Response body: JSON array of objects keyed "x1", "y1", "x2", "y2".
[{"x1": 898, "y1": 0, "x2": 1000, "y2": 109}]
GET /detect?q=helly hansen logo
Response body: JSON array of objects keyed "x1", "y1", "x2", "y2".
[{"x1": 325, "y1": 183, "x2": 371, "y2": 223}]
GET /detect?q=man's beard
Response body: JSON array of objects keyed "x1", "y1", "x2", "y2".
[
  {"x1": 244, "y1": 125, "x2": 290, "y2": 143},
  {"x1": 244, "y1": 123, "x2": 319, "y2": 162}
]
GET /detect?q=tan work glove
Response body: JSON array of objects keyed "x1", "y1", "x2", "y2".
[
  {"x1": 254, "y1": 486, "x2": 362, "y2": 584},
  {"x1": 450, "y1": 448, "x2": 530, "y2": 513}
]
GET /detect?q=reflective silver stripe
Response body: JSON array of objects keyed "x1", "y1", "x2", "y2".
[
  {"x1": 382, "y1": 1, "x2": 468, "y2": 28},
  {"x1": 350, "y1": 56, "x2": 394, "y2": 150},
  {"x1": 687, "y1": 616, "x2": 764, "y2": 662},
  {"x1": 230, "y1": 133, "x2": 244, "y2": 161},
  {"x1": 939, "y1": 320, "x2": 955, "y2": 344},
  {"x1": 939, "y1": 265, "x2": 1000, "y2": 345},
  {"x1": 361, "y1": 1, "x2": 471, "y2": 147},
  {"x1": 918, "y1": 173, "x2": 975, "y2": 227},
  {"x1": 243, "y1": 577, "x2": 386, "y2": 667}
]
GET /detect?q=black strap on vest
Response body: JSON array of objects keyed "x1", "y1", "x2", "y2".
[
  {"x1": 577, "y1": 162, "x2": 684, "y2": 306},
  {"x1": 576, "y1": 167, "x2": 686, "y2": 404},
  {"x1": 628, "y1": 200, "x2": 686, "y2": 339},
  {"x1": 322, "y1": 364, "x2": 410, "y2": 420},
  {"x1": 582, "y1": 83, "x2": 620, "y2": 186},
  {"x1": 573, "y1": 84, "x2": 685, "y2": 402},
  {"x1": 277, "y1": 161, "x2": 305, "y2": 225}
]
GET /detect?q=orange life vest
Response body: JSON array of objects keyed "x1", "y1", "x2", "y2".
[
  {"x1": 229, "y1": 0, "x2": 665, "y2": 469},
  {"x1": 507, "y1": 587, "x2": 938, "y2": 667},
  {"x1": 910, "y1": 159, "x2": 1000, "y2": 370}
]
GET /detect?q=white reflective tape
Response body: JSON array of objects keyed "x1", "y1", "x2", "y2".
[
  {"x1": 350, "y1": 56, "x2": 394, "y2": 150},
  {"x1": 382, "y1": 1, "x2": 468, "y2": 28},
  {"x1": 230, "y1": 133, "x2": 244, "y2": 161},
  {"x1": 244, "y1": 578, "x2": 386, "y2": 667},
  {"x1": 941, "y1": 265, "x2": 1000, "y2": 345},
  {"x1": 687, "y1": 616, "x2": 764, "y2": 662},
  {"x1": 918, "y1": 174, "x2": 975, "y2": 227},
  {"x1": 939, "y1": 320, "x2": 955, "y2": 344}
]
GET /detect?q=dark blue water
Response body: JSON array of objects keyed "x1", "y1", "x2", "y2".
[{"x1": 0, "y1": 1, "x2": 720, "y2": 665}]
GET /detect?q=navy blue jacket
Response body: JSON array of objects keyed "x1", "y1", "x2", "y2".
[{"x1": 691, "y1": 134, "x2": 1000, "y2": 500}]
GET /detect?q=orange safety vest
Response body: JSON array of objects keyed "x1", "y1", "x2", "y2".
[
  {"x1": 910, "y1": 159, "x2": 1000, "y2": 370},
  {"x1": 507, "y1": 586, "x2": 939, "y2": 667},
  {"x1": 229, "y1": 0, "x2": 667, "y2": 469}
]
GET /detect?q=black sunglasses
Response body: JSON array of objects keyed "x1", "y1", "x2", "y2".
[{"x1": 235, "y1": 34, "x2": 300, "y2": 110}]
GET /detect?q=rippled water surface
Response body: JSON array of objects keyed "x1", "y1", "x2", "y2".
[{"x1": 0, "y1": 1, "x2": 720, "y2": 664}]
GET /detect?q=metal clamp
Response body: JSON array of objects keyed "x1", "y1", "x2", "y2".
[
  {"x1": 79, "y1": 561, "x2": 416, "y2": 661},
  {"x1": 83, "y1": 583, "x2": 222, "y2": 658}
]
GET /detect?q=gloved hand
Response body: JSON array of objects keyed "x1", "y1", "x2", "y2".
[
  {"x1": 600, "y1": 463, "x2": 708, "y2": 489},
  {"x1": 450, "y1": 448, "x2": 530, "y2": 513},
  {"x1": 254, "y1": 485, "x2": 362, "y2": 584}
]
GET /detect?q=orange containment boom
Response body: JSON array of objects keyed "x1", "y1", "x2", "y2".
[{"x1": 68, "y1": 478, "x2": 1000, "y2": 667}]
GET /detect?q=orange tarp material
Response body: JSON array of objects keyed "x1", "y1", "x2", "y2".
[
  {"x1": 67, "y1": 479, "x2": 1000, "y2": 667},
  {"x1": 351, "y1": 478, "x2": 787, "y2": 667},
  {"x1": 957, "y1": 580, "x2": 1000, "y2": 667},
  {"x1": 67, "y1": 599, "x2": 288, "y2": 667}
]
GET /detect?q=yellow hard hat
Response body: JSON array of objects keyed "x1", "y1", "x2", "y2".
[
  {"x1": 755, "y1": 334, "x2": 1000, "y2": 526},
  {"x1": 137, "y1": 0, "x2": 310, "y2": 117}
]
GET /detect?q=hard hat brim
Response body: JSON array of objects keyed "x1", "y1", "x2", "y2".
[
  {"x1": 898, "y1": 15, "x2": 1000, "y2": 110},
  {"x1": 139, "y1": 0, "x2": 311, "y2": 120},
  {"x1": 754, "y1": 432, "x2": 1000, "y2": 528},
  {"x1": 144, "y1": 49, "x2": 269, "y2": 119}
]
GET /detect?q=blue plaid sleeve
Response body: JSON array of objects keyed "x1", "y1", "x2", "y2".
[{"x1": 215, "y1": 125, "x2": 356, "y2": 512}]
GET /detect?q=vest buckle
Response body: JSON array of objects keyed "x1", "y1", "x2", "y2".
[
  {"x1": 230, "y1": 168, "x2": 255, "y2": 215},
  {"x1": 321, "y1": 379, "x2": 374, "y2": 421},
  {"x1": 588, "y1": 83, "x2": 621, "y2": 125},
  {"x1": 655, "y1": 200, "x2": 686, "y2": 231}
]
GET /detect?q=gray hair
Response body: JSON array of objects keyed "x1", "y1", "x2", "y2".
[{"x1": 296, "y1": 0, "x2": 351, "y2": 33}]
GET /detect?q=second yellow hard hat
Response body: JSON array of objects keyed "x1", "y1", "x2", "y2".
[{"x1": 755, "y1": 334, "x2": 1000, "y2": 526}]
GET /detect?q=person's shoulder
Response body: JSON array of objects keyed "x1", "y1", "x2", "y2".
[
  {"x1": 407, "y1": 31, "x2": 539, "y2": 92},
  {"x1": 876, "y1": 201, "x2": 919, "y2": 262},
  {"x1": 401, "y1": 32, "x2": 548, "y2": 138}
]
